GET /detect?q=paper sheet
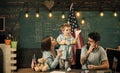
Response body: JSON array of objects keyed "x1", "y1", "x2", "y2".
[{"x1": 50, "y1": 71, "x2": 65, "y2": 73}]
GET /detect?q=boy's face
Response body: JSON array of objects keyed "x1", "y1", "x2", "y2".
[{"x1": 62, "y1": 27, "x2": 71, "y2": 36}]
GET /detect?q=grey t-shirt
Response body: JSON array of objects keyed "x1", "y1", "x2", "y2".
[{"x1": 81, "y1": 45, "x2": 108, "y2": 69}]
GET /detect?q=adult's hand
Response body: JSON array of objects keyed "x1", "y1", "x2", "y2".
[
  {"x1": 57, "y1": 50, "x2": 62, "y2": 57},
  {"x1": 88, "y1": 65, "x2": 95, "y2": 70}
]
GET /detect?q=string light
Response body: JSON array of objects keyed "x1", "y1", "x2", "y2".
[
  {"x1": 48, "y1": 10, "x2": 52, "y2": 18},
  {"x1": 25, "y1": 2, "x2": 29, "y2": 18},
  {"x1": 24, "y1": 9, "x2": 119, "y2": 18},
  {"x1": 61, "y1": 12, "x2": 65, "y2": 19},
  {"x1": 75, "y1": 11, "x2": 80, "y2": 17},
  {"x1": 100, "y1": 11, "x2": 104, "y2": 17},
  {"x1": 25, "y1": 11, "x2": 29, "y2": 18},
  {"x1": 81, "y1": 18, "x2": 85, "y2": 25},
  {"x1": 35, "y1": 10, "x2": 40, "y2": 18},
  {"x1": 113, "y1": 11, "x2": 117, "y2": 17}
]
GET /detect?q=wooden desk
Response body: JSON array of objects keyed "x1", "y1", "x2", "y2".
[
  {"x1": 15, "y1": 68, "x2": 112, "y2": 73},
  {"x1": 50, "y1": 69, "x2": 112, "y2": 73}
]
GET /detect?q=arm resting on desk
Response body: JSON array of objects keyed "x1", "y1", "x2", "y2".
[{"x1": 88, "y1": 60, "x2": 109, "y2": 70}]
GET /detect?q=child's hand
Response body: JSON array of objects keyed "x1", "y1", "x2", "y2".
[
  {"x1": 65, "y1": 41, "x2": 70, "y2": 45},
  {"x1": 59, "y1": 40, "x2": 66, "y2": 44},
  {"x1": 75, "y1": 29, "x2": 81, "y2": 38}
]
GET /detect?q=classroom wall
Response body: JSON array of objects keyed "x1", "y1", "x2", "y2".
[
  {"x1": 19, "y1": 11, "x2": 120, "y2": 49},
  {"x1": 0, "y1": 7, "x2": 119, "y2": 49}
]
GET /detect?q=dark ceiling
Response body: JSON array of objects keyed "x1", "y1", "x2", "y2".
[{"x1": 0, "y1": 0, "x2": 120, "y2": 11}]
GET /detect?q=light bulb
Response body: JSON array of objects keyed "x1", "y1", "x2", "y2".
[
  {"x1": 81, "y1": 18, "x2": 85, "y2": 25},
  {"x1": 113, "y1": 11, "x2": 117, "y2": 17},
  {"x1": 25, "y1": 12, "x2": 29, "y2": 18},
  {"x1": 36, "y1": 13, "x2": 39, "y2": 18},
  {"x1": 61, "y1": 13, "x2": 65, "y2": 19},
  {"x1": 100, "y1": 11, "x2": 104, "y2": 17},
  {"x1": 76, "y1": 11, "x2": 80, "y2": 17},
  {"x1": 48, "y1": 12, "x2": 52, "y2": 18}
]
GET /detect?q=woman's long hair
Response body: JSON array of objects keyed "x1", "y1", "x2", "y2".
[{"x1": 40, "y1": 36, "x2": 51, "y2": 52}]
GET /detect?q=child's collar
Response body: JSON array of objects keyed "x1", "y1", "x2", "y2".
[{"x1": 64, "y1": 35, "x2": 70, "y2": 38}]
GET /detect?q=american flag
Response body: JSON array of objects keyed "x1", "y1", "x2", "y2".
[
  {"x1": 67, "y1": 3, "x2": 83, "y2": 65},
  {"x1": 31, "y1": 54, "x2": 36, "y2": 69}
]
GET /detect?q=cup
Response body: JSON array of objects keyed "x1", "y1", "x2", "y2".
[
  {"x1": 5, "y1": 39, "x2": 11, "y2": 45},
  {"x1": 11, "y1": 41, "x2": 17, "y2": 48}
]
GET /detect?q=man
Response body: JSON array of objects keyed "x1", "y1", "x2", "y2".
[{"x1": 80, "y1": 32, "x2": 109, "y2": 69}]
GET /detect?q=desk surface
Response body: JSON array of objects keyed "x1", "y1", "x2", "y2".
[
  {"x1": 50, "y1": 69, "x2": 112, "y2": 73},
  {"x1": 15, "y1": 68, "x2": 112, "y2": 73}
]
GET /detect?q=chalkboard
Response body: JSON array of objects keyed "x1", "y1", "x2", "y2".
[
  {"x1": 19, "y1": 11, "x2": 68, "y2": 48},
  {"x1": 80, "y1": 11, "x2": 120, "y2": 48},
  {"x1": 19, "y1": 11, "x2": 120, "y2": 48}
]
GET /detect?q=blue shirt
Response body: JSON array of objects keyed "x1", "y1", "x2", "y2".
[
  {"x1": 42, "y1": 51, "x2": 60, "y2": 70},
  {"x1": 57, "y1": 34, "x2": 74, "y2": 59}
]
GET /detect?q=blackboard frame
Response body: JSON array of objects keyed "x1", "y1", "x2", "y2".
[{"x1": 0, "y1": 17, "x2": 5, "y2": 31}]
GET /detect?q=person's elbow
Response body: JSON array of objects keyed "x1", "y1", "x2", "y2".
[
  {"x1": 80, "y1": 58, "x2": 84, "y2": 65},
  {"x1": 103, "y1": 60, "x2": 109, "y2": 69},
  {"x1": 106, "y1": 65, "x2": 109, "y2": 69},
  {"x1": 105, "y1": 61, "x2": 109, "y2": 69}
]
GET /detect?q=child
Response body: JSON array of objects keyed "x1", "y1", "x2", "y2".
[{"x1": 56, "y1": 23, "x2": 80, "y2": 71}]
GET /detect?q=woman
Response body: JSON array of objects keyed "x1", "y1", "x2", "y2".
[{"x1": 41, "y1": 36, "x2": 62, "y2": 71}]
